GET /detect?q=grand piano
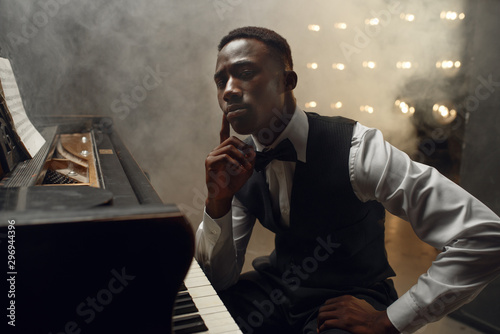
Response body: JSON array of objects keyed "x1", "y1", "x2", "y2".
[{"x1": 0, "y1": 113, "x2": 241, "y2": 333}]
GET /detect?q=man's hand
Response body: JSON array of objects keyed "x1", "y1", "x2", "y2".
[
  {"x1": 317, "y1": 295, "x2": 399, "y2": 334},
  {"x1": 205, "y1": 114, "x2": 256, "y2": 218}
]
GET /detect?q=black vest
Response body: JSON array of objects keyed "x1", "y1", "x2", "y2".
[{"x1": 235, "y1": 113, "x2": 395, "y2": 289}]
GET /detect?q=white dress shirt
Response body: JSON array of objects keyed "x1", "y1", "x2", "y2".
[{"x1": 195, "y1": 107, "x2": 500, "y2": 333}]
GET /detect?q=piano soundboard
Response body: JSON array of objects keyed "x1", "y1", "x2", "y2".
[{"x1": 174, "y1": 260, "x2": 242, "y2": 334}]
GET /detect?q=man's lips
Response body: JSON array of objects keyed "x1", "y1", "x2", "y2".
[{"x1": 226, "y1": 104, "x2": 248, "y2": 120}]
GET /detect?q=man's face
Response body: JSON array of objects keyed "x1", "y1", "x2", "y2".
[{"x1": 214, "y1": 38, "x2": 286, "y2": 138}]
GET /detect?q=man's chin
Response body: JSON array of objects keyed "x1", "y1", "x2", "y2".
[{"x1": 228, "y1": 120, "x2": 254, "y2": 136}]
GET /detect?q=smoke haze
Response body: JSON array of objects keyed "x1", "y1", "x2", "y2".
[{"x1": 0, "y1": 0, "x2": 468, "y2": 226}]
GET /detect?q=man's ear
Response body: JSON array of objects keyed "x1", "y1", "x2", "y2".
[{"x1": 284, "y1": 70, "x2": 298, "y2": 92}]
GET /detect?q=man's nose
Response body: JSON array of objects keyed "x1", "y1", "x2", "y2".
[{"x1": 223, "y1": 77, "x2": 242, "y2": 102}]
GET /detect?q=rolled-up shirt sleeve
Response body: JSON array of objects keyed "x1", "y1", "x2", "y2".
[
  {"x1": 350, "y1": 124, "x2": 500, "y2": 333},
  {"x1": 195, "y1": 196, "x2": 256, "y2": 291}
]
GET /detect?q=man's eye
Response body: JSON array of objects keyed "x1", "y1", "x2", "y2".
[
  {"x1": 216, "y1": 80, "x2": 226, "y2": 89},
  {"x1": 240, "y1": 71, "x2": 254, "y2": 79}
]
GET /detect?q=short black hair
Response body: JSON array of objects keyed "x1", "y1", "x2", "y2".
[{"x1": 218, "y1": 26, "x2": 293, "y2": 70}]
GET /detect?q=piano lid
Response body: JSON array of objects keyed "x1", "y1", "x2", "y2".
[{"x1": 0, "y1": 186, "x2": 113, "y2": 211}]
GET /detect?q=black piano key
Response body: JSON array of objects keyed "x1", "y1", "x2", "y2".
[
  {"x1": 179, "y1": 282, "x2": 187, "y2": 291},
  {"x1": 172, "y1": 314, "x2": 208, "y2": 334},
  {"x1": 174, "y1": 292, "x2": 198, "y2": 315}
]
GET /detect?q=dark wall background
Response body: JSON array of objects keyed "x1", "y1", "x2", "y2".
[
  {"x1": 451, "y1": 1, "x2": 500, "y2": 332},
  {"x1": 460, "y1": 0, "x2": 500, "y2": 216}
]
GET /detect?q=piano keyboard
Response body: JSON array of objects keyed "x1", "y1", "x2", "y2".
[{"x1": 173, "y1": 259, "x2": 243, "y2": 334}]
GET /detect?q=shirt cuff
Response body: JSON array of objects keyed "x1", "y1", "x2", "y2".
[
  {"x1": 202, "y1": 207, "x2": 232, "y2": 244},
  {"x1": 386, "y1": 291, "x2": 423, "y2": 333}
]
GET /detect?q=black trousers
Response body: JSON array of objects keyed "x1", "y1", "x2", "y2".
[{"x1": 219, "y1": 270, "x2": 398, "y2": 334}]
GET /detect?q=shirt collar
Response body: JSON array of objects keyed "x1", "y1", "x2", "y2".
[{"x1": 251, "y1": 105, "x2": 308, "y2": 163}]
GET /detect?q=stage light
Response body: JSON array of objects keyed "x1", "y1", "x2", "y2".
[
  {"x1": 362, "y1": 61, "x2": 376, "y2": 69},
  {"x1": 305, "y1": 101, "x2": 317, "y2": 108},
  {"x1": 307, "y1": 62, "x2": 318, "y2": 69},
  {"x1": 365, "y1": 18, "x2": 379, "y2": 25},
  {"x1": 396, "y1": 61, "x2": 413, "y2": 69},
  {"x1": 442, "y1": 60, "x2": 454, "y2": 69},
  {"x1": 395, "y1": 99, "x2": 415, "y2": 116},
  {"x1": 432, "y1": 103, "x2": 457, "y2": 124},
  {"x1": 360, "y1": 105, "x2": 374, "y2": 114},
  {"x1": 440, "y1": 11, "x2": 465, "y2": 21},
  {"x1": 332, "y1": 63, "x2": 345, "y2": 70},
  {"x1": 331, "y1": 101, "x2": 343, "y2": 109},
  {"x1": 436, "y1": 60, "x2": 461, "y2": 70},
  {"x1": 308, "y1": 24, "x2": 321, "y2": 31},
  {"x1": 334, "y1": 23, "x2": 347, "y2": 30},
  {"x1": 400, "y1": 13, "x2": 415, "y2": 22}
]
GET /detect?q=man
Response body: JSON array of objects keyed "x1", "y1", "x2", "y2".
[{"x1": 195, "y1": 26, "x2": 500, "y2": 333}]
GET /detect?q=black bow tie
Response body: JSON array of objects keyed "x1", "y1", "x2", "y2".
[{"x1": 254, "y1": 138, "x2": 297, "y2": 172}]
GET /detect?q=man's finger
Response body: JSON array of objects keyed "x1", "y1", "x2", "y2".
[{"x1": 220, "y1": 114, "x2": 230, "y2": 144}]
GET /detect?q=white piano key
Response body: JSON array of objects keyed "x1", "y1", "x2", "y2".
[
  {"x1": 178, "y1": 259, "x2": 242, "y2": 334},
  {"x1": 188, "y1": 285, "x2": 218, "y2": 299}
]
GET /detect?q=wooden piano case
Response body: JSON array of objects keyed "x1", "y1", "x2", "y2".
[{"x1": 0, "y1": 116, "x2": 194, "y2": 334}]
